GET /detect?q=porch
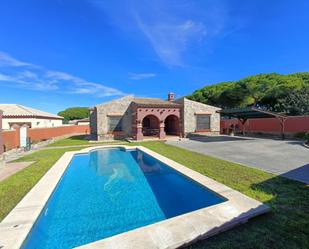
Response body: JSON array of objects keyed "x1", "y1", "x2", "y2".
[{"x1": 131, "y1": 101, "x2": 182, "y2": 140}]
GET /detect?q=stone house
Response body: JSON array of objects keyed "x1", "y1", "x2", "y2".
[{"x1": 90, "y1": 93, "x2": 220, "y2": 140}]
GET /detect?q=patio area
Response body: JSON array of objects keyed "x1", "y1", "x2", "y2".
[{"x1": 167, "y1": 135, "x2": 309, "y2": 184}]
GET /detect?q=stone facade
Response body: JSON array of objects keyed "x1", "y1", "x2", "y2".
[
  {"x1": 175, "y1": 98, "x2": 221, "y2": 135},
  {"x1": 90, "y1": 95, "x2": 135, "y2": 140},
  {"x1": 90, "y1": 95, "x2": 221, "y2": 140}
]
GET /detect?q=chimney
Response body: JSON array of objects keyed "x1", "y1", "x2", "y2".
[{"x1": 167, "y1": 92, "x2": 175, "y2": 102}]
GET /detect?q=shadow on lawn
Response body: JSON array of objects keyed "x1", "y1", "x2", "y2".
[
  {"x1": 280, "y1": 163, "x2": 309, "y2": 184},
  {"x1": 185, "y1": 171, "x2": 309, "y2": 249}
]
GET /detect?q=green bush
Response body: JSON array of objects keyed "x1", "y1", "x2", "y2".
[{"x1": 294, "y1": 132, "x2": 306, "y2": 139}]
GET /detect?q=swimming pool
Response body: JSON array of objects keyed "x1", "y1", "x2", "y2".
[
  {"x1": 22, "y1": 148, "x2": 225, "y2": 249},
  {"x1": 0, "y1": 145, "x2": 269, "y2": 249}
]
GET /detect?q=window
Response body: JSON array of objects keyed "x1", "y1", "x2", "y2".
[
  {"x1": 196, "y1": 115, "x2": 211, "y2": 131},
  {"x1": 108, "y1": 116, "x2": 122, "y2": 132}
]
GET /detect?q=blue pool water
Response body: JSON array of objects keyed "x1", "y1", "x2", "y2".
[{"x1": 22, "y1": 148, "x2": 225, "y2": 249}]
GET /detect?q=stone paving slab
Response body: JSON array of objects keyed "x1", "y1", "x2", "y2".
[
  {"x1": 167, "y1": 135, "x2": 309, "y2": 184},
  {"x1": 0, "y1": 161, "x2": 35, "y2": 182}
]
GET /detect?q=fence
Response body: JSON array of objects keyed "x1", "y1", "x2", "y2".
[
  {"x1": 1, "y1": 125, "x2": 90, "y2": 152},
  {"x1": 221, "y1": 115, "x2": 309, "y2": 136}
]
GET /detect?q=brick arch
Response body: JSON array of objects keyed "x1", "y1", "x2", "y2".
[
  {"x1": 142, "y1": 114, "x2": 160, "y2": 137},
  {"x1": 135, "y1": 107, "x2": 181, "y2": 140},
  {"x1": 136, "y1": 108, "x2": 181, "y2": 122},
  {"x1": 164, "y1": 114, "x2": 180, "y2": 136}
]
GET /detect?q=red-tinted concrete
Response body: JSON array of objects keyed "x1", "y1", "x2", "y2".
[
  {"x1": 221, "y1": 116, "x2": 309, "y2": 135},
  {"x1": 134, "y1": 107, "x2": 181, "y2": 140},
  {"x1": 2, "y1": 125, "x2": 90, "y2": 151}
]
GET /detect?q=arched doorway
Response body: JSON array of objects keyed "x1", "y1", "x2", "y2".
[
  {"x1": 142, "y1": 115, "x2": 160, "y2": 137},
  {"x1": 164, "y1": 115, "x2": 180, "y2": 136}
]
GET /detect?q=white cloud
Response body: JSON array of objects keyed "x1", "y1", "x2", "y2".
[
  {"x1": 135, "y1": 16, "x2": 207, "y2": 66},
  {"x1": 0, "y1": 52, "x2": 34, "y2": 67},
  {"x1": 0, "y1": 73, "x2": 15, "y2": 81},
  {"x1": 90, "y1": 0, "x2": 228, "y2": 67},
  {"x1": 129, "y1": 72, "x2": 156, "y2": 80},
  {"x1": 46, "y1": 70, "x2": 124, "y2": 96},
  {"x1": 0, "y1": 51, "x2": 125, "y2": 97}
]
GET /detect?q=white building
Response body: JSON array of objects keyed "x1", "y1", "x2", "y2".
[
  {"x1": 0, "y1": 104, "x2": 63, "y2": 130},
  {"x1": 68, "y1": 118, "x2": 90, "y2": 126}
]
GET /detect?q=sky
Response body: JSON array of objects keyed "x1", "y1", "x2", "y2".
[{"x1": 0, "y1": 0, "x2": 308, "y2": 114}]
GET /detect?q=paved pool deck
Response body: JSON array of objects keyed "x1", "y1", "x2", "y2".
[{"x1": 167, "y1": 135, "x2": 309, "y2": 184}]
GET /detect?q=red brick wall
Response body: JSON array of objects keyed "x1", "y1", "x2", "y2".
[
  {"x1": 2, "y1": 130, "x2": 19, "y2": 151},
  {"x1": 28, "y1": 125, "x2": 90, "y2": 142},
  {"x1": 2, "y1": 125, "x2": 90, "y2": 151},
  {"x1": 221, "y1": 116, "x2": 309, "y2": 135}
]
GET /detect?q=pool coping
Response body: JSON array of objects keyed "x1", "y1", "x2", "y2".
[{"x1": 0, "y1": 145, "x2": 270, "y2": 249}]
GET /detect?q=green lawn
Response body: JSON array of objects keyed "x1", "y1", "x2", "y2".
[
  {"x1": 47, "y1": 135, "x2": 126, "y2": 147},
  {"x1": 0, "y1": 141, "x2": 308, "y2": 249},
  {"x1": 0, "y1": 147, "x2": 83, "y2": 220}
]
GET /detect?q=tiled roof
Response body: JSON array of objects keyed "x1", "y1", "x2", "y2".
[
  {"x1": 0, "y1": 104, "x2": 63, "y2": 119},
  {"x1": 132, "y1": 98, "x2": 181, "y2": 107}
]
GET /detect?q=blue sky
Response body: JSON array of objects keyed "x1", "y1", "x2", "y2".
[{"x1": 0, "y1": 0, "x2": 308, "y2": 114}]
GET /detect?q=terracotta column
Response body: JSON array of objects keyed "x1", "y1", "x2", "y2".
[
  {"x1": 179, "y1": 122, "x2": 183, "y2": 138},
  {"x1": 136, "y1": 120, "x2": 143, "y2": 140},
  {"x1": 0, "y1": 110, "x2": 3, "y2": 154},
  {"x1": 159, "y1": 121, "x2": 166, "y2": 139}
]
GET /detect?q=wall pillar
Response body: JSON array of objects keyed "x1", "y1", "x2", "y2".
[
  {"x1": 11, "y1": 125, "x2": 21, "y2": 148},
  {"x1": 136, "y1": 121, "x2": 143, "y2": 140},
  {"x1": 179, "y1": 122, "x2": 183, "y2": 138},
  {"x1": 159, "y1": 121, "x2": 166, "y2": 139},
  {"x1": 0, "y1": 110, "x2": 3, "y2": 154}
]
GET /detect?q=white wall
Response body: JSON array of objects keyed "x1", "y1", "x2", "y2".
[
  {"x1": 77, "y1": 121, "x2": 90, "y2": 126},
  {"x1": 2, "y1": 118, "x2": 63, "y2": 130}
]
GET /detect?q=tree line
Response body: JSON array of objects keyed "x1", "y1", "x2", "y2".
[
  {"x1": 58, "y1": 107, "x2": 89, "y2": 122},
  {"x1": 187, "y1": 72, "x2": 309, "y2": 115}
]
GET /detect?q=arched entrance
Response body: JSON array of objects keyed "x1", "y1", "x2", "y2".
[
  {"x1": 142, "y1": 115, "x2": 160, "y2": 137},
  {"x1": 164, "y1": 115, "x2": 180, "y2": 136}
]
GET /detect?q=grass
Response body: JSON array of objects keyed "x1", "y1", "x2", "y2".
[
  {"x1": 47, "y1": 135, "x2": 126, "y2": 147},
  {"x1": 0, "y1": 147, "x2": 83, "y2": 220},
  {"x1": 137, "y1": 142, "x2": 309, "y2": 249},
  {"x1": 0, "y1": 140, "x2": 308, "y2": 248}
]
